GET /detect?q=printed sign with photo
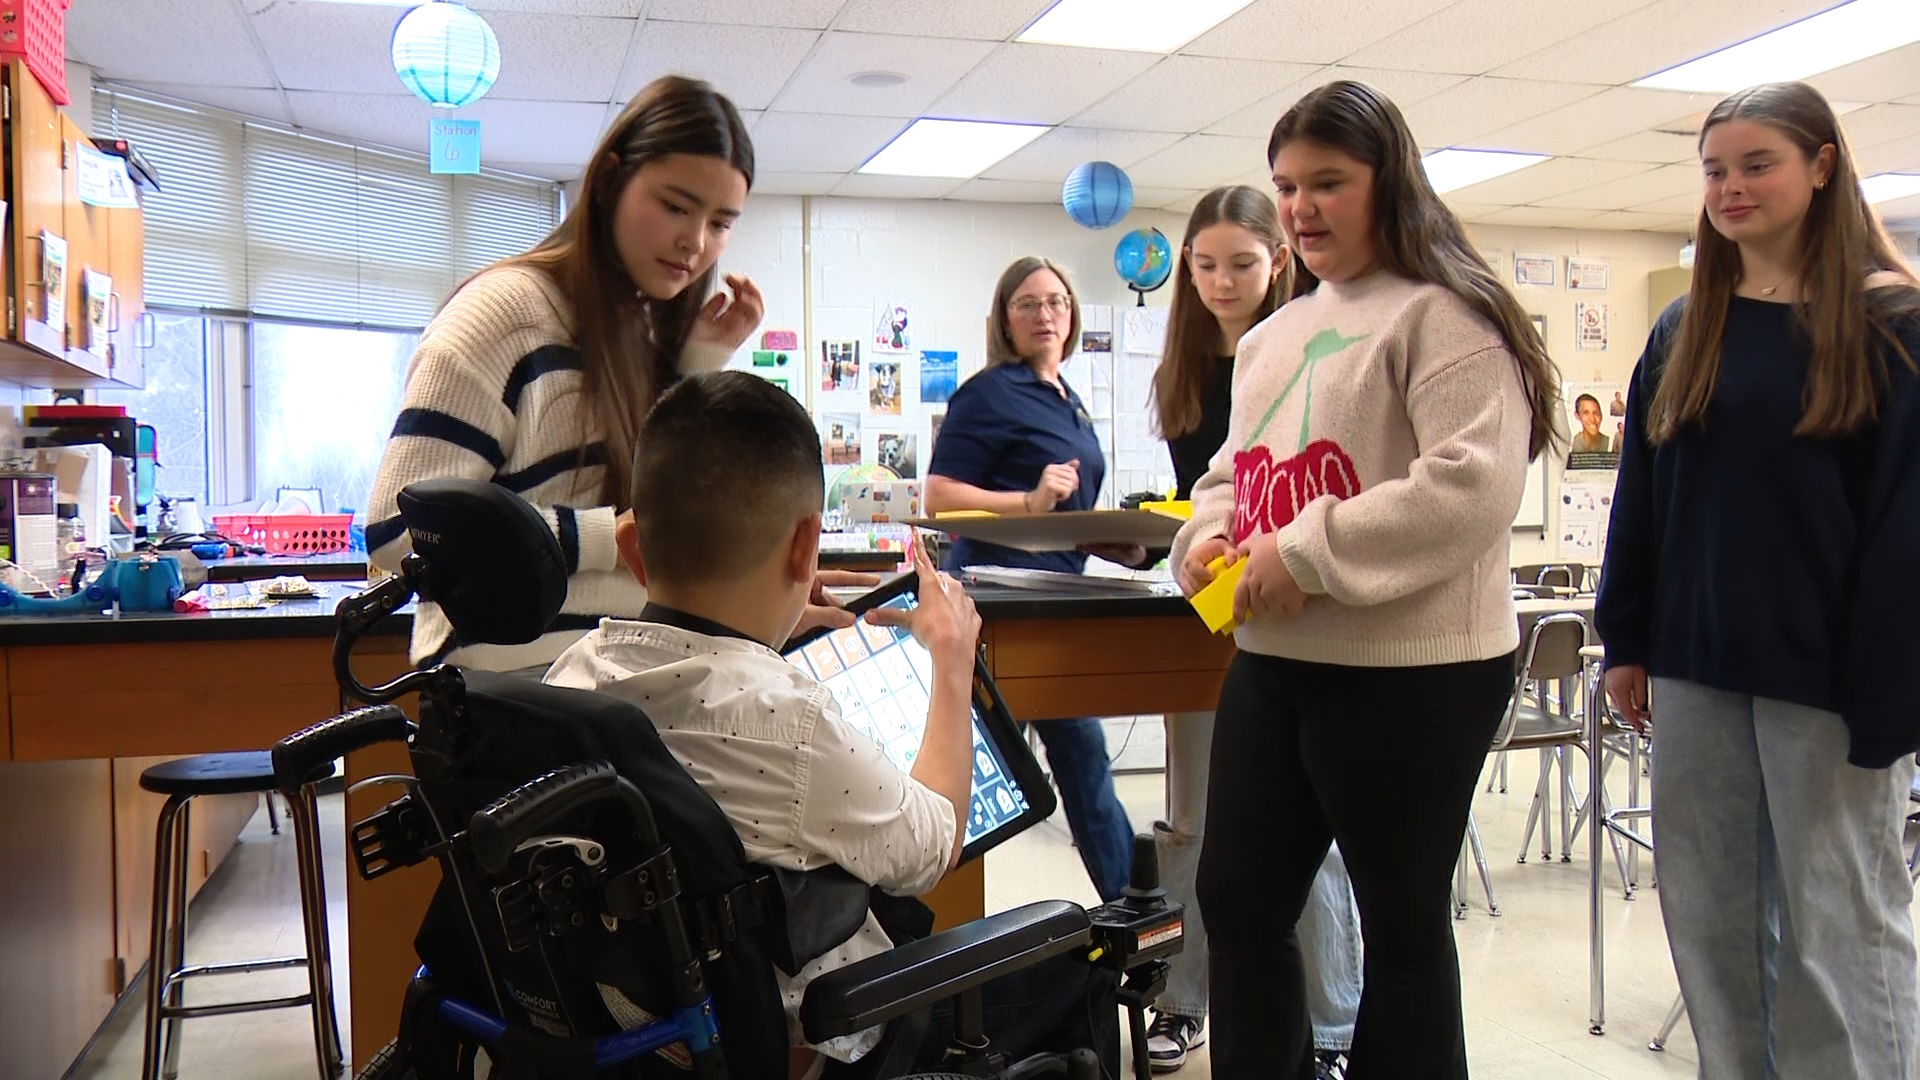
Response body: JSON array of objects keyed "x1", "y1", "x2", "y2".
[
  {"x1": 919, "y1": 350, "x2": 957, "y2": 404},
  {"x1": 873, "y1": 300, "x2": 912, "y2": 352},
  {"x1": 821, "y1": 340, "x2": 860, "y2": 392},
  {"x1": 876, "y1": 432, "x2": 918, "y2": 479},
  {"x1": 823, "y1": 413, "x2": 861, "y2": 466}
]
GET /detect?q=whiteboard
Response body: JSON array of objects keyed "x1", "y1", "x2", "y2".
[{"x1": 1513, "y1": 455, "x2": 1547, "y2": 529}]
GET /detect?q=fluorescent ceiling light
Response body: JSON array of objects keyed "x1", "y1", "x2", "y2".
[
  {"x1": 302, "y1": 0, "x2": 415, "y2": 5},
  {"x1": 1423, "y1": 148, "x2": 1550, "y2": 194},
  {"x1": 1861, "y1": 173, "x2": 1920, "y2": 204},
  {"x1": 859, "y1": 119, "x2": 1050, "y2": 179},
  {"x1": 1017, "y1": 0, "x2": 1256, "y2": 53},
  {"x1": 1634, "y1": 0, "x2": 1920, "y2": 92}
]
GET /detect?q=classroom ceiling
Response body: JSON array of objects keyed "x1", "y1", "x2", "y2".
[{"x1": 64, "y1": 0, "x2": 1920, "y2": 231}]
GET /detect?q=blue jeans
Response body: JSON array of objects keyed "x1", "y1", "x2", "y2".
[
  {"x1": 1651, "y1": 678, "x2": 1918, "y2": 1080},
  {"x1": 1032, "y1": 718, "x2": 1135, "y2": 903}
]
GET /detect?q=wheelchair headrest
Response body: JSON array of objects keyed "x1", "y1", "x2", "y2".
[{"x1": 396, "y1": 478, "x2": 568, "y2": 646}]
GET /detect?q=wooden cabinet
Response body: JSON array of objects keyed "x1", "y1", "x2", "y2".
[
  {"x1": 1648, "y1": 266, "x2": 1691, "y2": 319},
  {"x1": 0, "y1": 59, "x2": 147, "y2": 389}
]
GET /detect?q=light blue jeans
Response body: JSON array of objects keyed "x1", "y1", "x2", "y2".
[
  {"x1": 1155, "y1": 711, "x2": 1362, "y2": 1051},
  {"x1": 1650, "y1": 679, "x2": 1918, "y2": 1080}
]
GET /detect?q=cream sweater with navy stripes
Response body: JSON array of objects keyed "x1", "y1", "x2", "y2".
[{"x1": 367, "y1": 266, "x2": 731, "y2": 672}]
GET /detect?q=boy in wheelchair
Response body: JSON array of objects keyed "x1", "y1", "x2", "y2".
[{"x1": 543, "y1": 372, "x2": 1115, "y2": 1077}]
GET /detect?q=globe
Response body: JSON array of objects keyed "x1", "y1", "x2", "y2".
[
  {"x1": 827, "y1": 463, "x2": 901, "y2": 511},
  {"x1": 1061, "y1": 161, "x2": 1133, "y2": 229},
  {"x1": 1114, "y1": 227, "x2": 1173, "y2": 296}
]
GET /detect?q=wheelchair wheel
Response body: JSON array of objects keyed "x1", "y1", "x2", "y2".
[{"x1": 354, "y1": 1038, "x2": 413, "y2": 1080}]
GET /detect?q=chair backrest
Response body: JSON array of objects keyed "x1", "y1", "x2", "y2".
[
  {"x1": 1513, "y1": 563, "x2": 1578, "y2": 589},
  {"x1": 1512, "y1": 583, "x2": 1555, "y2": 600},
  {"x1": 1490, "y1": 613, "x2": 1591, "y2": 750}
]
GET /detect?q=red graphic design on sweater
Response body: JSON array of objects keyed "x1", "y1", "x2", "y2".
[{"x1": 1232, "y1": 440, "x2": 1361, "y2": 544}]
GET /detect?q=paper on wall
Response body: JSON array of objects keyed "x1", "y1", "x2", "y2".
[
  {"x1": 76, "y1": 143, "x2": 139, "y2": 209},
  {"x1": 1557, "y1": 476, "x2": 1614, "y2": 563},
  {"x1": 1122, "y1": 306, "x2": 1169, "y2": 356},
  {"x1": 1567, "y1": 256, "x2": 1610, "y2": 291},
  {"x1": 1575, "y1": 300, "x2": 1609, "y2": 352}
]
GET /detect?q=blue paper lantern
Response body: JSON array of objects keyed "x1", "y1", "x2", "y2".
[
  {"x1": 1062, "y1": 161, "x2": 1133, "y2": 229},
  {"x1": 391, "y1": 2, "x2": 501, "y2": 109}
]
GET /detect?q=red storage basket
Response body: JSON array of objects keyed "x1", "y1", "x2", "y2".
[
  {"x1": 213, "y1": 513, "x2": 353, "y2": 555},
  {"x1": 0, "y1": 0, "x2": 67, "y2": 106}
]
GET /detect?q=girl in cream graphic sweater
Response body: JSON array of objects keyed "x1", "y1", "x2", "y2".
[{"x1": 1170, "y1": 81, "x2": 1561, "y2": 1080}]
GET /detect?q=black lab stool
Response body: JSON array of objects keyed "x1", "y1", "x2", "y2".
[{"x1": 138, "y1": 751, "x2": 342, "y2": 1079}]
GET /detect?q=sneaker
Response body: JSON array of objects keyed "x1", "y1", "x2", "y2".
[
  {"x1": 1146, "y1": 1013, "x2": 1205, "y2": 1073},
  {"x1": 1314, "y1": 1049, "x2": 1349, "y2": 1080}
]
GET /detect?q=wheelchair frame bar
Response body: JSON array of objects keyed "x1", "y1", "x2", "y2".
[{"x1": 434, "y1": 995, "x2": 722, "y2": 1068}]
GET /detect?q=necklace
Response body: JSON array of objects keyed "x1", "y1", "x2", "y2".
[{"x1": 1752, "y1": 272, "x2": 1794, "y2": 297}]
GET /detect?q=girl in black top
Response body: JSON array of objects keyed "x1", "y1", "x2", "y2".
[
  {"x1": 1143, "y1": 186, "x2": 1362, "y2": 1077},
  {"x1": 1597, "y1": 81, "x2": 1920, "y2": 1079}
]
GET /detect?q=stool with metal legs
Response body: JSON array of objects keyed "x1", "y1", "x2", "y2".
[
  {"x1": 1586, "y1": 648, "x2": 1659, "y2": 1039},
  {"x1": 1649, "y1": 993, "x2": 1687, "y2": 1051},
  {"x1": 139, "y1": 751, "x2": 343, "y2": 1080}
]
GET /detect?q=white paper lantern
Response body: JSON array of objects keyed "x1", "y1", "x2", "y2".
[{"x1": 391, "y1": 2, "x2": 501, "y2": 109}]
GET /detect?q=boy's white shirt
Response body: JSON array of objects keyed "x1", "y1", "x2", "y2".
[{"x1": 545, "y1": 617, "x2": 959, "y2": 1063}]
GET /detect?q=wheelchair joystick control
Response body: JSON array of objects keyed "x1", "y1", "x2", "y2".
[{"x1": 1086, "y1": 834, "x2": 1186, "y2": 1080}]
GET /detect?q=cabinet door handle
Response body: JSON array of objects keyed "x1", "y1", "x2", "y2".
[
  {"x1": 108, "y1": 292, "x2": 120, "y2": 333},
  {"x1": 137, "y1": 311, "x2": 156, "y2": 349}
]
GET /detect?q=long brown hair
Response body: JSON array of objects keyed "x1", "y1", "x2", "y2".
[
  {"x1": 1268, "y1": 81, "x2": 1564, "y2": 459},
  {"x1": 1154, "y1": 185, "x2": 1290, "y2": 438},
  {"x1": 491, "y1": 75, "x2": 753, "y2": 506},
  {"x1": 1650, "y1": 81, "x2": 1920, "y2": 443},
  {"x1": 986, "y1": 256, "x2": 1081, "y2": 368}
]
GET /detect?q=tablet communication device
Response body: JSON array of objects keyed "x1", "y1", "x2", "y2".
[{"x1": 782, "y1": 576, "x2": 1054, "y2": 862}]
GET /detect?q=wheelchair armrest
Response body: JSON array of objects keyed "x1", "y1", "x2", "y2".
[{"x1": 799, "y1": 899, "x2": 1091, "y2": 1042}]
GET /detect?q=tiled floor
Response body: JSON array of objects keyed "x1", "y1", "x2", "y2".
[{"x1": 70, "y1": 744, "x2": 1915, "y2": 1079}]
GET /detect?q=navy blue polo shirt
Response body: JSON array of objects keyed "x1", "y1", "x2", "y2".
[{"x1": 928, "y1": 362, "x2": 1106, "y2": 574}]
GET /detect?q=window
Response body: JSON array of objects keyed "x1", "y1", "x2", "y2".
[
  {"x1": 93, "y1": 315, "x2": 213, "y2": 502},
  {"x1": 91, "y1": 87, "x2": 559, "y2": 325},
  {"x1": 250, "y1": 321, "x2": 417, "y2": 517}
]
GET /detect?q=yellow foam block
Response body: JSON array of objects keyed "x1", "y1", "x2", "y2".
[
  {"x1": 932, "y1": 509, "x2": 998, "y2": 519},
  {"x1": 1138, "y1": 499, "x2": 1192, "y2": 519},
  {"x1": 1189, "y1": 555, "x2": 1245, "y2": 635}
]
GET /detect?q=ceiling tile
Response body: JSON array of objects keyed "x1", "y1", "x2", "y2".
[
  {"x1": 466, "y1": 0, "x2": 649, "y2": 14},
  {"x1": 1125, "y1": 134, "x2": 1268, "y2": 190},
  {"x1": 1807, "y1": 42, "x2": 1920, "y2": 105},
  {"x1": 1874, "y1": 193, "x2": 1920, "y2": 227},
  {"x1": 752, "y1": 171, "x2": 843, "y2": 195},
  {"x1": 285, "y1": 90, "x2": 445, "y2": 155},
  {"x1": 1494, "y1": 0, "x2": 1839, "y2": 85},
  {"x1": 1535, "y1": 163, "x2": 1699, "y2": 211},
  {"x1": 980, "y1": 127, "x2": 1184, "y2": 182},
  {"x1": 67, "y1": 0, "x2": 275, "y2": 88},
  {"x1": 1399, "y1": 78, "x2": 1606, "y2": 148},
  {"x1": 487, "y1": 160, "x2": 587, "y2": 181},
  {"x1": 1580, "y1": 129, "x2": 1699, "y2": 164},
  {"x1": 1858, "y1": 132, "x2": 1920, "y2": 175},
  {"x1": 115, "y1": 83, "x2": 293, "y2": 125},
  {"x1": 1183, "y1": 0, "x2": 1457, "y2": 65},
  {"x1": 480, "y1": 12, "x2": 636, "y2": 102},
  {"x1": 645, "y1": 0, "x2": 845, "y2": 29},
  {"x1": 1341, "y1": 0, "x2": 1650, "y2": 77},
  {"x1": 927, "y1": 43, "x2": 1160, "y2": 126},
  {"x1": 829, "y1": 174, "x2": 967, "y2": 199},
  {"x1": 250, "y1": 1, "x2": 400, "y2": 94},
  {"x1": 1446, "y1": 158, "x2": 1658, "y2": 206},
  {"x1": 1476, "y1": 88, "x2": 1716, "y2": 157},
  {"x1": 1159, "y1": 190, "x2": 1205, "y2": 215},
  {"x1": 1071, "y1": 56, "x2": 1321, "y2": 135},
  {"x1": 1631, "y1": 192, "x2": 1704, "y2": 216},
  {"x1": 1476, "y1": 205, "x2": 1609, "y2": 229},
  {"x1": 951, "y1": 178, "x2": 1065, "y2": 202},
  {"x1": 1840, "y1": 103, "x2": 1920, "y2": 152},
  {"x1": 834, "y1": 0, "x2": 1053, "y2": 40},
  {"x1": 1206, "y1": 66, "x2": 1467, "y2": 138},
  {"x1": 750, "y1": 112, "x2": 908, "y2": 172},
  {"x1": 1442, "y1": 202, "x2": 1510, "y2": 223},
  {"x1": 1588, "y1": 210, "x2": 1693, "y2": 232},
  {"x1": 614, "y1": 21, "x2": 820, "y2": 109},
  {"x1": 463, "y1": 99, "x2": 615, "y2": 164},
  {"x1": 770, "y1": 32, "x2": 997, "y2": 118}
]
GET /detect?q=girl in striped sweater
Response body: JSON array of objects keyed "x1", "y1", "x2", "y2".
[{"x1": 370, "y1": 77, "x2": 858, "y2": 671}]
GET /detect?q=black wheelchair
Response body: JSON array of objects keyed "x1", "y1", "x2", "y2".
[{"x1": 271, "y1": 479, "x2": 1183, "y2": 1080}]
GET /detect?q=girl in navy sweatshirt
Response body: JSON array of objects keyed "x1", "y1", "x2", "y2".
[{"x1": 1596, "y1": 81, "x2": 1920, "y2": 1080}]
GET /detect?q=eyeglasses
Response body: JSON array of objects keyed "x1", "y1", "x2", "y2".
[{"x1": 1010, "y1": 295, "x2": 1073, "y2": 317}]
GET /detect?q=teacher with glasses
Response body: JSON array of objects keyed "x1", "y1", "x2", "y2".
[{"x1": 926, "y1": 255, "x2": 1140, "y2": 903}]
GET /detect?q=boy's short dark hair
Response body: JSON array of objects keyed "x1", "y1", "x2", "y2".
[{"x1": 630, "y1": 372, "x2": 824, "y2": 585}]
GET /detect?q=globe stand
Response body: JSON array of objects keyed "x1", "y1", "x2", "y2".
[{"x1": 1126, "y1": 281, "x2": 1165, "y2": 307}]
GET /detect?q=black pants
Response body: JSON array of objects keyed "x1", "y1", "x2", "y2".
[{"x1": 1198, "y1": 651, "x2": 1511, "y2": 1080}]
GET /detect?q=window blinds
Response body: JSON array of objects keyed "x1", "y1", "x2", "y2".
[{"x1": 92, "y1": 88, "x2": 561, "y2": 328}]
